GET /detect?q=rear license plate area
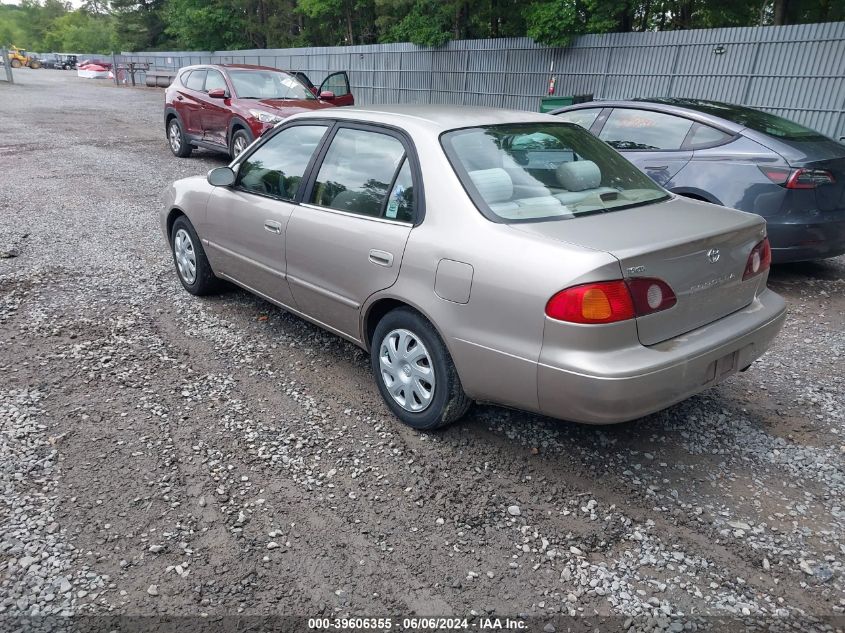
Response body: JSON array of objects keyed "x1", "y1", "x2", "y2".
[{"x1": 705, "y1": 350, "x2": 738, "y2": 383}]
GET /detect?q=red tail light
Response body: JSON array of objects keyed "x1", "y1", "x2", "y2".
[
  {"x1": 546, "y1": 278, "x2": 675, "y2": 324},
  {"x1": 785, "y1": 168, "x2": 835, "y2": 189},
  {"x1": 759, "y1": 166, "x2": 835, "y2": 189},
  {"x1": 743, "y1": 238, "x2": 771, "y2": 280}
]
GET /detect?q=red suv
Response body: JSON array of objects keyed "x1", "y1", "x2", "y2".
[{"x1": 164, "y1": 64, "x2": 354, "y2": 159}]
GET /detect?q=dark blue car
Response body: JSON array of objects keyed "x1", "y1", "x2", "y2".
[{"x1": 552, "y1": 99, "x2": 845, "y2": 263}]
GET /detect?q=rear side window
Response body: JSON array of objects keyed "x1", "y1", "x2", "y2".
[
  {"x1": 685, "y1": 122, "x2": 731, "y2": 149},
  {"x1": 237, "y1": 125, "x2": 329, "y2": 200},
  {"x1": 310, "y1": 128, "x2": 408, "y2": 219},
  {"x1": 556, "y1": 108, "x2": 603, "y2": 130},
  {"x1": 185, "y1": 70, "x2": 206, "y2": 91},
  {"x1": 599, "y1": 109, "x2": 693, "y2": 150},
  {"x1": 385, "y1": 159, "x2": 414, "y2": 223}
]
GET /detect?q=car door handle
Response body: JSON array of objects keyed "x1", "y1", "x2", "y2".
[
  {"x1": 645, "y1": 165, "x2": 668, "y2": 170},
  {"x1": 264, "y1": 220, "x2": 282, "y2": 234},
  {"x1": 368, "y1": 249, "x2": 394, "y2": 267}
]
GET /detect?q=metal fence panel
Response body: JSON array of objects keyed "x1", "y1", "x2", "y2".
[{"x1": 121, "y1": 21, "x2": 845, "y2": 139}]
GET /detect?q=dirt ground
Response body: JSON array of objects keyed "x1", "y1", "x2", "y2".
[{"x1": 1, "y1": 69, "x2": 844, "y2": 632}]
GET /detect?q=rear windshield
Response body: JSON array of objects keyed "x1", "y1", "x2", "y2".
[
  {"x1": 228, "y1": 70, "x2": 315, "y2": 101},
  {"x1": 442, "y1": 123, "x2": 669, "y2": 223},
  {"x1": 672, "y1": 101, "x2": 826, "y2": 141}
]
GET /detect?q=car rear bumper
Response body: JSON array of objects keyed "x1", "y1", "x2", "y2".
[
  {"x1": 767, "y1": 215, "x2": 845, "y2": 263},
  {"x1": 537, "y1": 289, "x2": 786, "y2": 424}
]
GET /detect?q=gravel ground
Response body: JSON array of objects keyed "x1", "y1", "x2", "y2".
[{"x1": 1, "y1": 69, "x2": 844, "y2": 632}]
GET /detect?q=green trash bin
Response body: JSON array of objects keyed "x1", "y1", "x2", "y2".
[
  {"x1": 539, "y1": 96, "x2": 574, "y2": 113},
  {"x1": 539, "y1": 94, "x2": 594, "y2": 113}
]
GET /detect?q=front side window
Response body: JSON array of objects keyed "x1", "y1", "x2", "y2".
[
  {"x1": 204, "y1": 70, "x2": 227, "y2": 93},
  {"x1": 229, "y1": 70, "x2": 315, "y2": 100},
  {"x1": 599, "y1": 109, "x2": 693, "y2": 151},
  {"x1": 321, "y1": 72, "x2": 350, "y2": 96},
  {"x1": 556, "y1": 108, "x2": 603, "y2": 130},
  {"x1": 237, "y1": 125, "x2": 329, "y2": 199},
  {"x1": 185, "y1": 70, "x2": 206, "y2": 92},
  {"x1": 310, "y1": 128, "x2": 408, "y2": 219},
  {"x1": 442, "y1": 123, "x2": 668, "y2": 223}
]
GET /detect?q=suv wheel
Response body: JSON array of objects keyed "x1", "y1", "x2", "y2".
[
  {"x1": 230, "y1": 128, "x2": 253, "y2": 159},
  {"x1": 167, "y1": 118, "x2": 192, "y2": 158},
  {"x1": 371, "y1": 308, "x2": 471, "y2": 430}
]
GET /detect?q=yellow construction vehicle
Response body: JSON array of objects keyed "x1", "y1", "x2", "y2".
[{"x1": 7, "y1": 46, "x2": 42, "y2": 69}]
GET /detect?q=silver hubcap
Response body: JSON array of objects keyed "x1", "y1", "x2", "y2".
[
  {"x1": 232, "y1": 136, "x2": 247, "y2": 156},
  {"x1": 173, "y1": 228, "x2": 197, "y2": 285},
  {"x1": 379, "y1": 329, "x2": 435, "y2": 413},
  {"x1": 168, "y1": 122, "x2": 181, "y2": 152}
]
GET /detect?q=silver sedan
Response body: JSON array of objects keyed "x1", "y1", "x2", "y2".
[{"x1": 162, "y1": 106, "x2": 786, "y2": 430}]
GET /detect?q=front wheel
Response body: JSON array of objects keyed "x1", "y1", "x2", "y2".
[
  {"x1": 10, "y1": 59, "x2": 22, "y2": 69},
  {"x1": 229, "y1": 128, "x2": 253, "y2": 159},
  {"x1": 170, "y1": 216, "x2": 219, "y2": 296},
  {"x1": 371, "y1": 308, "x2": 471, "y2": 430}
]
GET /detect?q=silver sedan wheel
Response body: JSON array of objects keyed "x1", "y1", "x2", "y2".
[
  {"x1": 173, "y1": 228, "x2": 197, "y2": 285},
  {"x1": 379, "y1": 328, "x2": 435, "y2": 413},
  {"x1": 168, "y1": 121, "x2": 182, "y2": 153},
  {"x1": 232, "y1": 135, "x2": 248, "y2": 157}
]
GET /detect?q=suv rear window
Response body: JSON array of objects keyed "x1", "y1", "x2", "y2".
[{"x1": 442, "y1": 123, "x2": 668, "y2": 223}]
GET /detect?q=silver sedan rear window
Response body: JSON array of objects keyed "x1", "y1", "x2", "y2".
[{"x1": 442, "y1": 123, "x2": 669, "y2": 223}]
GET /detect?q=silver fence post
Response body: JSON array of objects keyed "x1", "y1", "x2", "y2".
[
  {"x1": 1, "y1": 48, "x2": 14, "y2": 84},
  {"x1": 112, "y1": 52, "x2": 119, "y2": 85}
]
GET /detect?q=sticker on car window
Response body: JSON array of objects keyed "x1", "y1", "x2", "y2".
[{"x1": 386, "y1": 186, "x2": 403, "y2": 219}]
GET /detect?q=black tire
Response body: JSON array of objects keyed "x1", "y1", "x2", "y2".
[
  {"x1": 229, "y1": 128, "x2": 253, "y2": 159},
  {"x1": 10, "y1": 59, "x2": 22, "y2": 69},
  {"x1": 371, "y1": 308, "x2": 471, "y2": 430},
  {"x1": 170, "y1": 216, "x2": 219, "y2": 296},
  {"x1": 167, "y1": 117, "x2": 192, "y2": 158}
]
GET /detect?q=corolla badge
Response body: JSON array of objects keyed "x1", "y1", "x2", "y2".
[{"x1": 707, "y1": 248, "x2": 721, "y2": 263}]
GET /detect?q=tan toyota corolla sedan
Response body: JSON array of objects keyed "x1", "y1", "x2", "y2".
[{"x1": 162, "y1": 106, "x2": 786, "y2": 430}]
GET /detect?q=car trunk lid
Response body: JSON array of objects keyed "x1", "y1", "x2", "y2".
[
  {"x1": 750, "y1": 134, "x2": 845, "y2": 212},
  {"x1": 511, "y1": 198, "x2": 767, "y2": 345}
]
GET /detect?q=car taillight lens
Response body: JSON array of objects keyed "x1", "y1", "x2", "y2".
[
  {"x1": 759, "y1": 166, "x2": 835, "y2": 189},
  {"x1": 743, "y1": 238, "x2": 771, "y2": 280},
  {"x1": 785, "y1": 168, "x2": 835, "y2": 189},
  {"x1": 545, "y1": 278, "x2": 675, "y2": 324},
  {"x1": 626, "y1": 278, "x2": 677, "y2": 315}
]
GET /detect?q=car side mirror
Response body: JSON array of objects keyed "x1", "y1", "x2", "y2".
[
  {"x1": 208, "y1": 88, "x2": 228, "y2": 99},
  {"x1": 207, "y1": 167, "x2": 236, "y2": 187},
  {"x1": 319, "y1": 90, "x2": 335, "y2": 100}
]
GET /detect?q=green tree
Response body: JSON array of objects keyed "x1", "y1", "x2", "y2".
[
  {"x1": 44, "y1": 9, "x2": 116, "y2": 52},
  {"x1": 163, "y1": 0, "x2": 248, "y2": 50}
]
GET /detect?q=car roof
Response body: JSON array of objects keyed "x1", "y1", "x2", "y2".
[
  {"x1": 288, "y1": 104, "x2": 558, "y2": 133},
  {"x1": 554, "y1": 98, "x2": 746, "y2": 134},
  {"x1": 181, "y1": 63, "x2": 293, "y2": 73}
]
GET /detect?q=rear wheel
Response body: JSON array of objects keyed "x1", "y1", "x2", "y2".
[
  {"x1": 10, "y1": 59, "x2": 21, "y2": 69},
  {"x1": 167, "y1": 118, "x2": 192, "y2": 158},
  {"x1": 371, "y1": 308, "x2": 471, "y2": 430},
  {"x1": 29, "y1": 60, "x2": 41, "y2": 69},
  {"x1": 230, "y1": 128, "x2": 252, "y2": 159}
]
